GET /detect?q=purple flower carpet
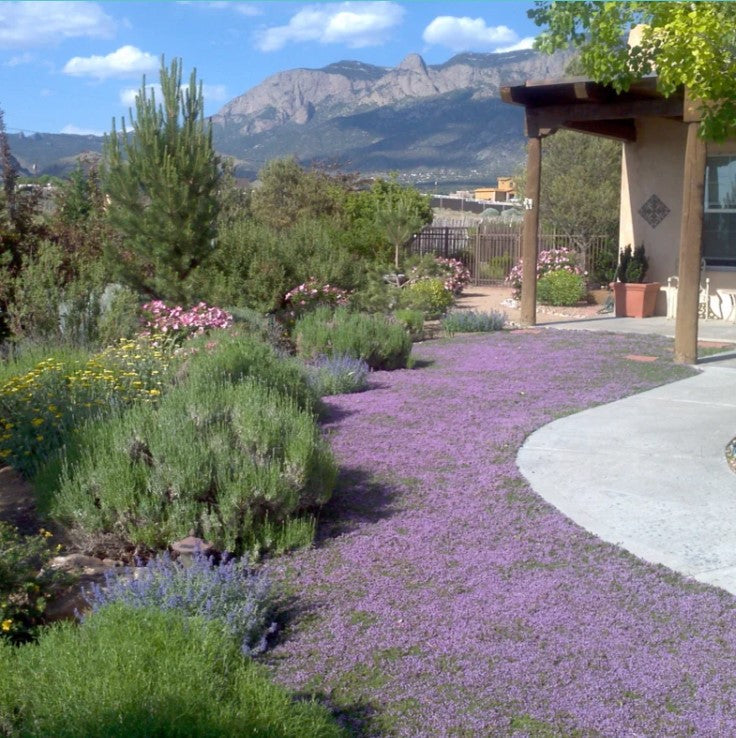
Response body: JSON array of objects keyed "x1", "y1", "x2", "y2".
[{"x1": 265, "y1": 330, "x2": 736, "y2": 737}]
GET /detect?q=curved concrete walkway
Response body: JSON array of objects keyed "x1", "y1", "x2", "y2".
[{"x1": 518, "y1": 366, "x2": 736, "y2": 594}]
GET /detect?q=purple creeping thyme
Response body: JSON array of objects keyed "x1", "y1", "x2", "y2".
[{"x1": 263, "y1": 329, "x2": 736, "y2": 736}]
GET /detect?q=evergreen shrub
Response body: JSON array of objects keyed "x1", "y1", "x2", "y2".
[
  {"x1": 294, "y1": 307, "x2": 412, "y2": 370},
  {"x1": 0, "y1": 605, "x2": 346, "y2": 738},
  {"x1": 398, "y1": 278, "x2": 454, "y2": 319},
  {"x1": 441, "y1": 310, "x2": 506, "y2": 335},
  {"x1": 537, "y1": 269, "x2": 587, "y2": 306},
  {"x1": 393, "y1": 309, "x2": 425, "y2": 340},
  {"x1": 180, "y1": 331, "x2": 317, "y2": 411},
  {"x1": 304, "y1": 354, "x2": 369, "y2": 396},
  {"x1": 48, "y1": 379, "x2": 336, "y2": 554}
]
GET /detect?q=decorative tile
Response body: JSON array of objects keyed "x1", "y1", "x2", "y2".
[
  {"x1": 639, "y1": 194, "x2": 670, "y2": 228},
  {"x1": 625, "y1": 354, "x2": 658, "y2": 363}
]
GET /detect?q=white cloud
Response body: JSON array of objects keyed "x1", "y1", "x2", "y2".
[
  {"x1": 63, "y1": 45, "x2": 158, "y2": 80},
  {"x1": 495, "y1": 37, "x2": 536, "y2": 53},
  {"x1": 0, "y1": 2, "x2": 115, "y2": 48},
  {"x1": 61, "y1": 124, "x2": 104, "y2": 136},
  {"x1": 179, "y1": 2, "x2": 261, "y2": 16},
  {"x1": 120, "y1": 82, "x2": 227, "y2": 107},
  {"x1": 422, "y1": 16, "x2": 519, "y2": 52},
  {"x1": 256, "y1": 1, "x2": 404, "y2": 52},
  {"x1": 4, "y1": 52, "x2": 33, "y2": 66}
]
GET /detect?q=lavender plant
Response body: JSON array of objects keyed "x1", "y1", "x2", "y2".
[
  {"x1": 85, "y1": 550, "x2": 276, "y2": 655},
  {"x1": 441, "y1": 310, "x2": 506, "y2": 335},
  {"x1": 304, "y1": 354, "x2": 369, "y2": 396}
]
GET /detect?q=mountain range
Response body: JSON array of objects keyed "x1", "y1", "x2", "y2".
[{"x1": 7, "y1": 48, "x2": 573, "y2": 188}]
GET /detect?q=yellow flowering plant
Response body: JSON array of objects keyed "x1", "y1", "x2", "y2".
[
  {"x1": 0, "y1": 335, "x2": 173, "y2": 477},
  {"x1": 0, "y1": 522, "x2": 68, "y2": 644}
]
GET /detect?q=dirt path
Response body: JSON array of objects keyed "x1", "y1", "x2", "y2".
[{"x1": 455, "y1": 284, "x2": 606, "y2": 324}]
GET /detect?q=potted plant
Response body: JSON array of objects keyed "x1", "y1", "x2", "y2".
[{"x1": 610, "y1": 244, "x2": 661, "y2": 318}]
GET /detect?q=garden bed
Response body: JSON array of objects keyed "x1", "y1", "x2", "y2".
[{"x1": 262, "y1": 329, "x2": 736, "y2": 736}]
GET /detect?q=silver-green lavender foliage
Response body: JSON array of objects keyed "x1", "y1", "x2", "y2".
[
  {"x1": 304, "y1": 354, "x2": 369, "y2": 396},
  {"x1": 85, "y1": 551, "x2": 276, "y2": 655},
  {"x1": 441, "y1": 310, "x2": 506, "y2": 336}
]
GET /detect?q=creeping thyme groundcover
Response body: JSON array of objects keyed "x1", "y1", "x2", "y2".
[{"x1": 264, "y1": 329, "x2": 736, "y2": 736}]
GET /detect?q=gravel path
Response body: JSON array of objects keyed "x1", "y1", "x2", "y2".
[{"x1": 265, "y1": 330, "x2": 736, "y2": 737}]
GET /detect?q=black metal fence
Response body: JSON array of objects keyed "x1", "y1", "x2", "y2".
[{"x1": 406, "y1": 225, "x2": 615, "y2": 286}]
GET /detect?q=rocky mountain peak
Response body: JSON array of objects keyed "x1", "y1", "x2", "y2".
[{"x1": 397, "y1": 53, "x2": 428, "y2": 74}]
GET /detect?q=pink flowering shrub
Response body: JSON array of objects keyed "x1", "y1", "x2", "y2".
[
  {"x1": 506, "y1": 248, "x2": 586, "y2": 299},
  {"x1": 141, "y1": 301, "x2": 233, "y2": 342},
  {"x1": 283, "y1": 278, "x2": 350, "y2": 319},
  {"x1": 406, "y1": 256, "x2": 471, "y2": 295}
]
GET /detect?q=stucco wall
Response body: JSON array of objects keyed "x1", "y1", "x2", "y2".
[{"x1": 619, "y1": 119, "x2": 736, "y2": 316}]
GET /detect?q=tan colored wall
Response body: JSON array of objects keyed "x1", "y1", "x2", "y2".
[
  {"x1": 619, "y1": 117, "x2": 687, "y2": 286},
  {"x1": 618, "y1": 119, "x2": 736, "y2": 316}
]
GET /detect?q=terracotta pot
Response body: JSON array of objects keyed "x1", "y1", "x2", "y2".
[{"x1": 610, "y1": 282, "x2": 661, "y2": 318}]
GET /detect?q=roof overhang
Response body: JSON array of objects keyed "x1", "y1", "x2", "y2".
[{"x1": 501, "y1": 76, "x2": 685, "y2": 142}]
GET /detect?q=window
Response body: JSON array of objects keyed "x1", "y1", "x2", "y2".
[{"x1": 703, "y1": 155, "x2": 736, "y2": 267}]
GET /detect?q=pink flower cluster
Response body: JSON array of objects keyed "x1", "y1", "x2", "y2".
[
  {"x1": 507, "y1": 248, "x2": 586, "y2": 298},
  {"x1": 435, "y1": 257, "x2": 471, "y2": 294},
  {"x1": 406, "y1": 257, "x2": 472, "y2": 295},
  {"x1": 141, "y1": 300, "x2": 233, "y2": 338},
  {"x1": 283, "y1": 278, "x2": 350, "y2": 316}
]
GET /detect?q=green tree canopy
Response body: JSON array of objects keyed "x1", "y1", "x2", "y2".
[
  {"x1": 516, "y1": 130, "x2": 621, "y2": 241},
  {"x1": 250, "y1": 157, "x2": 345, "y2": 231},
  {"x1": 530, "y1": 1, "x2": 736, "y2": 140},
  {"x1": 102, "y1": 58, "x2": 220, "y2": 302}
]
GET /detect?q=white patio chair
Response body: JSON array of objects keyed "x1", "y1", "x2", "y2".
[{"x1": 665, "y1": 273, "x2": 713, "y2": 320}]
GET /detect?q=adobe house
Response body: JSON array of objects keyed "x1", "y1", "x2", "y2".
[
  {"x1": 474, "y1": 177, "x2": 517, "y2": 203},
  {"x1": 500, "y1": 75, "x2": 736, "y2": 364}
]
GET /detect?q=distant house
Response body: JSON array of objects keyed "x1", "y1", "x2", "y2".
[
  {"x1": 474, "y1": 177, "x2": 516, "y2": 203},
  {"x1": 501, "y1": 75, "x2": 736, "y2": 363}
]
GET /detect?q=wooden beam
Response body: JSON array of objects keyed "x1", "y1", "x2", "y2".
[
  {"x1": 674, "y1": 122, "x2": 706, "y2": 364},
  {"x1": 521, "y1": 136, "x2": 542, "y2": 326},
  {"x1": 683, "y1": 87, "x2": 704, "y2": 123},
  {"x1": 563, "y1": 120, "x2": 637, "y2": 142},
  {"x1": 528, "y1": 96, "x2": 684, "y2": 130}
]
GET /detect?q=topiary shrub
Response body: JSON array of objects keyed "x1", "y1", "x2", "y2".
[
  {"x1": 0, "y1": 604, "x2": 347, "y2": 738},
  {"x1": 537, "y1": 269, "x2": 587, "y2": 306},
  {"x1": 615, "y1": 244, "x2": 649, "y2": 283},
  {"x1": 398, "y1": 278, "x2": 454, "y2": 319},
  {"x1": 294, "y1": 307, "x2": 412, "y2": 370},
  {"x1": 46, "y1": 378, "x2": 337, "y2": 555}
]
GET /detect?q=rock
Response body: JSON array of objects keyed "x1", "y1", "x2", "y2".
[
  {"x1": 50, "y1": 554, "x2": 108, "y2": 575},
  {"x1": 45, "y1": 555, "x2": 121, "y2": 622}
]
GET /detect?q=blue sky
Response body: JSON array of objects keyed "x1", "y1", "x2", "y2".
[{"x1": 0, "y1": 1, "x2": 541, "y2": 136}]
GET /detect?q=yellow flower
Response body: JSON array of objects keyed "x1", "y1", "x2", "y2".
[
  {"x1": 31, "y1": 417, "x2": 44, "y2": 427},
  {"x1": 149, "y1": 388, "x2": 161, "y2": 396},
  {"x1": 1, "y1": 619, "x2": 11, "y2": 632},
  {"x1": 39, "y1": 528, "x2": 53, "y2": 538}
]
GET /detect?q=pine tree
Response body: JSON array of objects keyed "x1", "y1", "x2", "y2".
[{"x1": 102, "y1": 58, "x2": 220, "y2": 302}]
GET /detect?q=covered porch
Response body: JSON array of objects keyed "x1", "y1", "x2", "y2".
[{"x1": 500, "y1": 76, "x2": 731, "y2": 364}]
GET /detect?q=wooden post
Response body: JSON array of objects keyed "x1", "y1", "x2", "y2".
[
  {"x1": 521, "y1": 136, "x2": 542, "y2": 325},
  {"x1": 674, "y1": 122, "x2": 706, "y2": 364}
]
